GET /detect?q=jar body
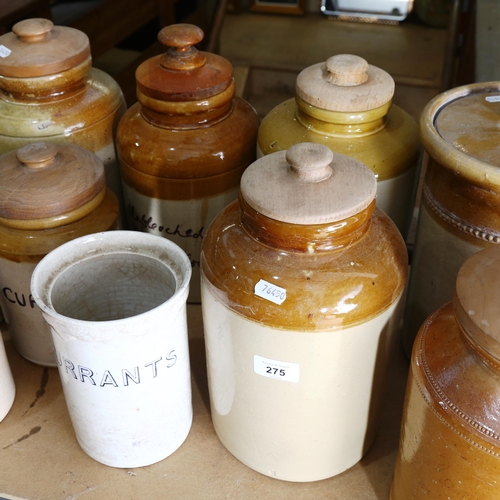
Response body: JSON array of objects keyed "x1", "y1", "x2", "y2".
[
  {"x1": 403, "y1": 157, "x2": 496, "y2": 356},
  {"x1": 117, "y1": 98, "x2": 259, "y2": 304},
  {"x1": 0, "y1": 338, "x2": 15, "y2": 422},
  {"x1": 257, "y1": 98, "x2": 421, "y2": 236},
  {"x1": 201, "y1": 200, "x2": 407, "y2": 481},
  {"x1": 0, "y1": 68, "x2": 127, "y2": 217},
  {"x1": 391, "y1": 303, "x2": 500, "y2": 499},
  {"x1": 0, "y1": 190, "x2": 119, "y2": 366}
]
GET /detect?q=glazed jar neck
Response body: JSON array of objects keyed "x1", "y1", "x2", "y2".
[
  {"x1": 295, "y1": 96, "x2": 391, "y2": 138},
  {"x1": 138, "y1": 81, "x2": 235, "y2": 130},
  {"x1": 0, "y1": 57, "x2": 90, "y2": 102},
  {"x1": 454, "y1": 294, "x2": 500, "y2": 368},
  {"x1": 240, "y1": 195, "x2": 375, "y2": 253}
]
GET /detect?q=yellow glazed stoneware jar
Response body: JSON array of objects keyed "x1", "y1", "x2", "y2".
[
  {"x1": 0, "y1": 142, "x2": 119, "y2": 366},
  {"x1": 201, "y1": 142, "x2": 408, "y2": 482},
  {"x1": 403, "y1": 82, "x2": 500, "y2": 356},
  {"x1": 392, "y1": 246, "x2": 500, "y2": 499},
  {"x1": 116, "y1": 24, "x2": 259, "y2": 304},
  {"x1": 257, "y1": 54, "x2": 421, "y2": 236},
  {"x1": 0, "y1": 18, "x2": 127, "y2": 217}
]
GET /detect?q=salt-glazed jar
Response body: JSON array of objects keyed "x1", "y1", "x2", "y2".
[
  {"x1": 257, "y1": 54, "x2": 421, "y2": 236},
  {"x1": 391, "y1": 245, "x2": 500, "y2": 499},
  {"x1": 402, "y1": 82, "x2": 500, "y2": 356},
  {"x1": 200, "y1": 142, "x2": 408, "y2": 482},
  {"x1": 0, "y1": 18, "x2": 126, "y2": 217},
  {"x1": 0, "y1": 142, "x2": 119, "y2": 366},
  {"x1": 116, "y1": 23, "x2": 259, "y2": 304}
]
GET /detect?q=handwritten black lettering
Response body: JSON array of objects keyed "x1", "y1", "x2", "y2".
[{"x1": 2, "y1": 287, "x2": 36, "y2": 309}]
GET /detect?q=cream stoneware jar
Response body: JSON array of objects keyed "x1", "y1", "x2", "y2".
[
  {"x1": 257, "y1": 54, "x2": 421, "y2": 237},
  {"x1": 0, "y1": 142, "x2": 119, "y2": 366},
  {"x1": 31, "y1": 231, "x2": 193, "y2": 468},
  {"x1": 403, "y1": 82, "x2": 500, "y2": 356},
  {"x1": 201, "y1": 142, "x2": 408, "y2": 482},
  {"x1": 0, "y1": 18, "x2": 126, "y2": 217},
  {"x1": 117, "y1": 23, "x2": 259, "y2": 304},
  {"x1": 392, "y1": 246, "x2": 500, "y2": 499}
]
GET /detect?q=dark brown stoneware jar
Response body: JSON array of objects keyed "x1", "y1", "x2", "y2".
[
  {"x1": 392, "y1": 245, "x2": 500, "y2": 499},
  {"x1": 0, "y1": 18, "x2": 127, "y2": 217},
  {"x1": 0, "y1": 142, "x2": 119, "y2": 366},
  {"x1": 116, "y1": 23, "x2": 259, "y2": 304}
]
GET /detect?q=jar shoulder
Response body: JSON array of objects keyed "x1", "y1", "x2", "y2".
[
  {"x1": 116, "y1": 98, "x2": 259, "y2": 176},
  {"x1": 0, "y1": 68, "x2": 125, "y2": 141},
  {"x1": 257, "y1": 99, "x2": 421, "y2": 174},
  {"x1": 201, "y1": 201, "x2": 408, "y2": 330}
]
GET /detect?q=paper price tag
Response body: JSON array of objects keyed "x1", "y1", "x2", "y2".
[
  {"x1": 0, "y1": 45, "x2": 11, "y2": 58},
  {"x1": 485, "y1": 96, "x2": 500, "y2": 103},
  {"x1": 254, "y1": 355, "x2": 300, "y2": 383},
  {"x1": 254, "y1": 279, "x2": 286, "y2": 305}
]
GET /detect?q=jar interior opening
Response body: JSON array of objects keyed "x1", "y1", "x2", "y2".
[{"x1": 50, "y1": 253, "x2": 176, "y2": 321}]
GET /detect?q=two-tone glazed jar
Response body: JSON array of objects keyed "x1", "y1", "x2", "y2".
[
  {"x1": 201, "y1": 142, "x2": 408, "y2": 482},
  {"x1": 0, "y1": 18, "x2": 126, "y2": 217},
  {"x1": 0, "y1": 142, "x2": 119, "y2": 366},
  {"x1": 392, "y1": 246, "x2": 500, "y2": 499},
  {"x1": 257, "y1": 54, "x2": 421, "y2": 236},
  {"x1": 116, "y1": 23, "x2": 259, "y2": 304},
  {"x1": 403, "y1": 82, "x2": 500, "y2": 356}
]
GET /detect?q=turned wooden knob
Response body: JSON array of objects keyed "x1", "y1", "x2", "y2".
[
  {"x1": 158, "y1": 23, "x2": 206, "y2": 71},
  {"x1": 286, "y1": 143, "x2": 333, "y2": 183},
  {"x1": 12, "y1": 18, "x2": 53, "y2": 43},
  {"x1": 17, "y1": 142, "x2": 57, "y2": 169},
  {"x1": 325, "y1": 54, "x2": 369, "y2": 86}
]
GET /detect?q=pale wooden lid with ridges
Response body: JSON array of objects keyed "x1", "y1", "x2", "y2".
[
  {"x1": 0, "y1": 142, "x2": 105, "y2": 220},
  {"x1": 454, "y1": 246, "x2": 500, "y2": 359},
  {"x1": 240, "y1": 142, "x2": 376, "y2": 225},
  {"x1": 0, "y1": 18, "x2": 90, "y2": 78},
  {"x1": 296, "y1": 54, "x2": 395, "y2": 112}
]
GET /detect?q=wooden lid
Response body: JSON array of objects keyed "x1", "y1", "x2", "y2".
[
  {"x1": 0, "y1": 18, "x2": 90, "y2": 78},
  {"x1": 296, "y1": 54, "x2": 394, "y2": 112},
  {"x1": 240, "y1": 142, "x2": 376, "y2": 225},
  {"x1": 454, "y1": 246, "x2": 500, "y2": 359},
  {"x1": 0, "y1": 142, "x2": 105, "y2": 222},
  {"x1": 135, "y1": 23, "x2": 233, "y2": 102}
]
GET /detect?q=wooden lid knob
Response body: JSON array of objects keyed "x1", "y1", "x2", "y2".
[
  {"x1": 0, "y1": 142, "x2": 105, "y2": 222},
  {"x1": 13, "y1": 18, "x2": 53, "y2": 42},
  {"x1": 158, "y1": 23, "x2": 206, "y2": 71},
  {"x1": 325, "y1": 54, "x2": 369, "y2": 86},
  {"x1": 454, "y1": 246, "x2": 500, "y2": 359},
  {"x1": 241, "y1": 142, "x2": 376, "y2": 225},
  {"x1": 0, "y1": 18, "x2": 90, "y2": 78},
  {"x1": 296, "y1": 53, "x2": 395, "y2": 112},
  {"x1": 16, "y1": 142, "x2": 58, "y2": 168}
]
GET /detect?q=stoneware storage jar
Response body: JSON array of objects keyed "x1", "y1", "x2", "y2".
[
  {"x1": 0, "y1": 338, "x2": 15, "y2": 422},
  {"x1": 0, "y1": 18, "x2": 126, "y2": 216},
  {"x1": 0, "y1": 142, "x2": 119, "y2": 366},
  {"x1": 391, "y1": 246, "x2": 500, "y2": 499},
  {"x1": 31, "y1": 231, "x2": 193, "y2": 468},
  {"x1": 200, "y1": 142, "x2": 408, "y2": 482},
  {"x1": 257, "y1": 54, "x2": 421, "y2": 236},
  {"x1": 116, "y1": 23, "x2": 259, "y2": 304},
  {"x1": 403, "y1": 82, "x2": 500, "y2": 356}
]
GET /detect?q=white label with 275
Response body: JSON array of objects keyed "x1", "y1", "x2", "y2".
[{"x1": 254, "y1": 355, "x2": 300, "y2": 383}]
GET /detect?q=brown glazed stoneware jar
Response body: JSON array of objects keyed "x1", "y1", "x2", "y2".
[
  {"x1": 0, "y1": 142, "x2": 119, "y2": 366},
  {"x1": 0, "y1": 18, "x2": 127, "y2": 218},
  {"x1": 403, "y1": 82, "x2": 500, "y2": 356},
  {"x1": 200, "y1": 142, "x2": 408, "y2": 482},
  {"x1": 257, "y1": 54, "x2": 421, "y2": 236},
  {"x1": 392, "y1": 245, "x2": 500, "y2": 499},
  {"x1": 116, "y1": 23, "x2": 259, "y2": 304}
]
